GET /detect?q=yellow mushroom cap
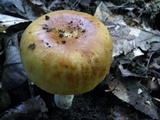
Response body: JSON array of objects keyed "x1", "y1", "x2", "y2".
[{"x1": 20, "y1": 10, "x2": 113, "y2": 95}]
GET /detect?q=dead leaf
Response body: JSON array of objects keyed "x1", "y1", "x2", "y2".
[
  {"x1": 1, "y1": 31, "x2": 28, "y2": 90},
  {"x1": 0, "y1": 14, "x2": 29, "y2": 32},
  {"x1": 108, "y1": 71, "x2": 160, "y2": 119},
  {"x1": 0, "y1": 96, "x2": 48, "y2": 120},
  {"x1": 0, "y1": 88, "x2": 11, "y2": 112},
  {"x1": 0, "y1": 0, "x2": 45, "y2": 20},
  {"x1": 118, "y1": 64, "x2": 144, "y2": 77},
  {"x1": 94, "y1": 2, "x2": 160, "y2": 57}
]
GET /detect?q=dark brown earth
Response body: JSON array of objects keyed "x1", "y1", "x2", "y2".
[{"x1": 13, "y1": 81, "x2": 150, "y2": 120}]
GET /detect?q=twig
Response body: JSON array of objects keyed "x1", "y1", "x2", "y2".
[
  {"x1": 105, "y1": 89, "x2": 112, "y2": 92},
  {"x1": 153, "y1": 97, "x2": 160, "y2": 103}
]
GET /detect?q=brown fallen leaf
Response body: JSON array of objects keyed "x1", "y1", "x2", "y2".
[
  {"x1": 0, "y1": 96, "x2": 48, "y2": 120},
  {"x1": 108, "y1": 71, "x2": 160, "y2": 120},
  {"x1": 1, "y1": 31, "x2": 28, "y2": 90}
]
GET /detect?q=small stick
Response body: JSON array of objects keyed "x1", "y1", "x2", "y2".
[{"x1": 153, "y1": 97, "x2": 160, "y2": 103}]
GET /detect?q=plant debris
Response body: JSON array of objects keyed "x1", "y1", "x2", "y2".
[
  {"x1": 1, "y1": 31, "x2": 28, "y2": 90},
  {"x1": 0, "y1": 0, "x2": 160, "y2": 120},
  {"x1": 28, "y1": 43, "x2": 36, "y2": 50},
  {"x1": 0, "y1": 96, "x2": 48, "y2": 120}
]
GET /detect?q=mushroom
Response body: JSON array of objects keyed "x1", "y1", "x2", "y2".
[{"x1": 20, "y1": 10, "x2": 113, "y2": 109}]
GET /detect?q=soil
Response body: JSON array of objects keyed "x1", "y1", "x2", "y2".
[{"x1": 16, "y1": 82, "x2": 150, "y2": 120}]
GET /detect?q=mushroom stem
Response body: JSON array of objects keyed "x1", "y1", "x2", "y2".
[{"x1": 54, "y1": 94, "x2": 74, "y2": 109}]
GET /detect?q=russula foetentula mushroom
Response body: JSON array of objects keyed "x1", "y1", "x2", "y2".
[{"x1": 20, "y1": 10, "x2": 113, "y2": 109}]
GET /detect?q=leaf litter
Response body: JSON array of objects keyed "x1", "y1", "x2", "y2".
[
  {"x1": 0, "y1": 0, "x2": 160, "y2": 119},
  {"x1": 0, "y1": 96, "x2": 48, "y2": 120},
  {"x1": 94, "y1": 1, "x2": 160, "y2": 119},
  {"x1": 1, "y1": 31, "x2": 28, "y2": 91}
]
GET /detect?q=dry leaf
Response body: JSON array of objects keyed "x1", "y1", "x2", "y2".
[
  {"x1": 0, "y1": 96, "x2": 48, "y2": 120},
  {"x1": 94, "y1": 2, "x2": 160, "y2": 57},
  {"x1": 108, "y1": 71, "x2": 160, "y2": 119},
  {"x1": 1, "y1": 31, "x2": 28, "y2": 90},
  {"x1": 0, "y1": 14, "x2": 29, "y2": 32}
]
